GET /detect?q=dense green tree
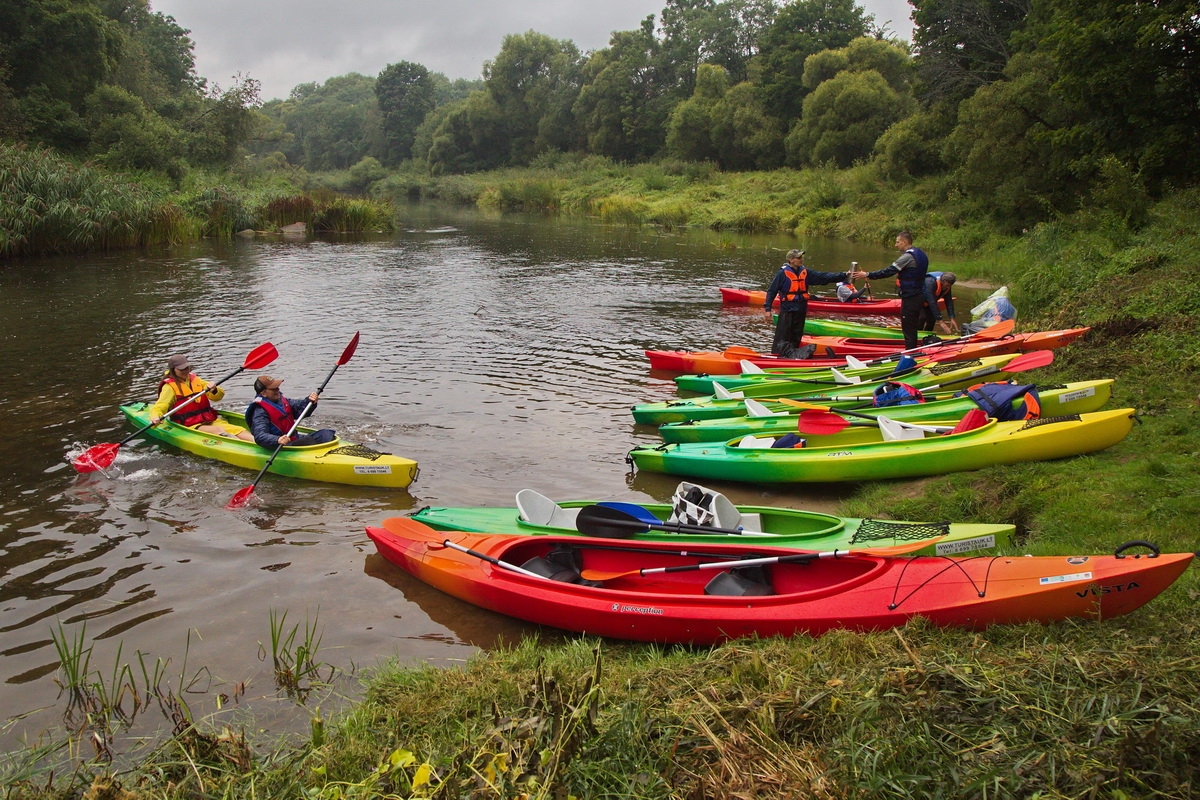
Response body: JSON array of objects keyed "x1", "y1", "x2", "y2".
[
  {"x1": 871, "y1": 105, "x2": 953, "y2": 179},
  {"x1": 658, "y1": 0, "x2": 775, "y2": 89},
  {"x1": 574, "y1": 18, "x2": 672, "y2": 161},
  {"x1": 909, "y1": 0, "x2": 1029, "y2": 105},
  {"x1": 1032, "y1": 0, "x2": 1200, "y2": 190},
  {"x1": 375, "y1": 61, "x2": 434, "y2": 165},
  {"x1": 425, "y1": 91, "x2": 510, "y2": 173},
  {"x1": 787, "y1": 37, "x2": 915, "y2": 167},
  {"x1": 484, "y1": 31, "x2": 583, "y2": 163},
  {"x1": 710, "y1": 80, "x2": 785, "y2": 169},
  {"x1": 754, "y1": 0, "x2": 872, "y2": 124},
  {"x1": 665, "y1": 62, "x2": 728, "y2": 161},
  {"x1": 271, "y1": 74, "x2": 382, "y2": 170},
  {"x1": 941, "y1": 51, "x2": 1078, "y2": 226},
  {"x1": 84, "y1": 83, "x2": 183, "y2": 174}
]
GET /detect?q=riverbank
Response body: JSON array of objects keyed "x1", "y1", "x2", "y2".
[{"x1": 5, "y1": 160, "x2": 1200, "y2": 797}]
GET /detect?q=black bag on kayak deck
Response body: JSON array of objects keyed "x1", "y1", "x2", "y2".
[{"x1": 967, "y1": 382, "x2": 1041, "y2": 421}]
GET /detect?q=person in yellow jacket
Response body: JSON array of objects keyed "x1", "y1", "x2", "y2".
[{"x1": 148, "y1": 354, "x2": 254, "y2": 441}]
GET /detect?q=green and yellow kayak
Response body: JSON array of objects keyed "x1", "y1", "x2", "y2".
[
  {"x1": 411, "y1": 485, "x2": 1015, "y2": 556},
  {"x1": 629, "y1": 408, "x2": 1136, "y2": 483},
  {"x1": 119, "y1": 402, "x2": 418, "y2": 488},
  {"x1": 658, "y1": 380, "x2": 1115, "y2": 443}
]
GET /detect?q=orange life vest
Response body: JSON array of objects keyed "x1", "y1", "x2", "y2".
[
  {"x1": 781, "y1": 266, "x2": 809, "y2": 302},
  {"x1": 157, "y1": 375, "x2": 218, "y2": 426}
]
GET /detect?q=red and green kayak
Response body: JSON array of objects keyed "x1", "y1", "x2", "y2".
[
  {"x1": 657, "y1": 379, "x2": 1115, "y2": 443},
  {"x1": 367, "y1": 518, "x2": 1191, "y2": 645},
  {"x1": 629, "y1": 408, "x2": 1137, "y2": 483}
]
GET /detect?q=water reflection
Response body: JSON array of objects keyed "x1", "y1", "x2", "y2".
[{"x1": 0, "y1": 203, "x2": 978, "y2": 753}]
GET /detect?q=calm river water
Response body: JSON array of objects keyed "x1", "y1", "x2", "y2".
[{"x1": 0, "y1": 203, "x2": 970, "y2": 755}]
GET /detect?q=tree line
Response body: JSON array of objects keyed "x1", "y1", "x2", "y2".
[{"x1": 3, "y1": 0, "x2": 1198, "y2": 231}]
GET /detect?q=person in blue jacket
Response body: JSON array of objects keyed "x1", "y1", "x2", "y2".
[
  {"x1": 851, "y1": 231, "x2": 929, "y2": 350},
  {"x1": 764, "y1": 250, "x2": 852, "y2": 358},
  {"x1": 245, "y1": 375, "x2": 336, "y2": 449}
]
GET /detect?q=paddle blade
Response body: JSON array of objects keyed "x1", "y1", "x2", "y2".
[
  {"x1": 226, "y1": 486, "x2": 256, "y2": 510},
  {"x1": 338, "y1": 331, "x2": 361, "y2": 366},
  {"x1": 245, "y1": 342, "x2": 279, "y2": 370},
  {"x1": 596, "y1": 502, "x2": 661, "y2": 525},
  {"x1": 972, "y1": 319, "x2": 1015, "y2": 340},
  {"x1": 576, "y1": 504, "x2": 647, "y2": 538},
  {"x1": 797, "y1": 410, "x2": 852, "y2": 435},
  {"x1": 73, "y1": 443, "x2": 119, "y2": 473},
  {"x1": 1005, "y1": 350, "x2": 1054, "y2": 371}
]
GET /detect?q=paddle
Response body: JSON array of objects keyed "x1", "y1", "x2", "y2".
[
  {"x1": 73, "y1": 342, "x2": 279, "y2": 473},
  {"x1": 772, "y1": 350, "x2": 1055, "y2": 407},
  {"x1": 578, "y1": 537, "x2": 939, "y2": 582},
  {"x1": 796, "y1": 408, "x2": 953, "y2": 435},
  {"x1": 226, "y1": 332, "x2": 359, "y2": 509},
  {"x1": 577, "y1": 504, "x2": 774, "y2": 538}
]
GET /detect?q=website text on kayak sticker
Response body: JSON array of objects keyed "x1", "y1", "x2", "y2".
[
  {"x1": 935, "y1": 535, "x2": 995, "y2": 555},
  {"x1": 354, "y1": 465, "x2": 394, "y2": 474}
]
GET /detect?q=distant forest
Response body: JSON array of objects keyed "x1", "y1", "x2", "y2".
[{"x1": 2, "y1": 0, "x2": 1198, "y2": 227}]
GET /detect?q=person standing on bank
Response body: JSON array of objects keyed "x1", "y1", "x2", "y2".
[
  {"x1": 851, "y1": 231, "x2": 929, "y2": 350},
  {"x1": 918, "y1": 271, "x2": 959, "y2": 335},
  {"x1": 245, "y1": 375, "x2": 336, "y2": 449},
  {"x1": 764, "y1": 249, "x2": 852, "y2": 358}
]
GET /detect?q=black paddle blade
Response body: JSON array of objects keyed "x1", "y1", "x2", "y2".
[{"x1": 575, "y1": 504, "x2": 647, "y2": 538}]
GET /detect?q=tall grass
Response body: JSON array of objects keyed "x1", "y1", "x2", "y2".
[{"x1": 0, "y1": 144, "x2": 194, "y2": 257}]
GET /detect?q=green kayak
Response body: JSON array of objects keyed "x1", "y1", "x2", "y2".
[
  {"x1": 658, "y1": 380, "x2": 1115, "y2": 443},
  {"x1": 119, "y1": 403, "x2": 419, "y2": 488},
  {"x1": 632, "y1": 354, "x2": 1030, "y2": 425},
  {"x1": 410, "y1": 484, "x2": 1015, "y2": 557},
  {"x1": 629, "y1": 408, "x2": 1136, "y2": 484}
]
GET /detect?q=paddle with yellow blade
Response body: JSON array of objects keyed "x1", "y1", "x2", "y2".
[
  {"x1": 73, "y1": 342, "x2": 279, "y2": 473},
  {"x1": 226, "y1": 332, "x2": 359, "y2": 509}
]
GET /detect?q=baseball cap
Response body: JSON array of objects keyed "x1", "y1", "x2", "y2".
[
  {"x1": 254, "y1": 375, "x2": 284, "y2": 392},
  {"x1": 166, "y1": 354, "x2": 191, "y2": 370}
]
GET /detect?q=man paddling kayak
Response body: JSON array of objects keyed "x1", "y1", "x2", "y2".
[
  {"x1": 149, "y1": 354, "x2": 254, "y2": 441},
  {"x1": 245, "y1": 375, "x2": 336, "y2": 448}
]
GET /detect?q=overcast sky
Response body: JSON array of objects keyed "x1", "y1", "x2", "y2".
[{"x1": 151, "y1": 0, "x2": 916, "y2": 102}]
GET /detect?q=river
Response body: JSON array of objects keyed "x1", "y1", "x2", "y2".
[{"x1": 0, "y1": 203, "x2": 972, "y2": 758}]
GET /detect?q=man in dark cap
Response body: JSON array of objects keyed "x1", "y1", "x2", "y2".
[
  {"x1": 244, "y1": 375, "x2": 336, "y2": 449},
  {"x1": 763, "y1": 249, "x2": 853, "y2": 358},
  {"x1": 918, "y1": 270, "x2": 959, "y2": 335}
]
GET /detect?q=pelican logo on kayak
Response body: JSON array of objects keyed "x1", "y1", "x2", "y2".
[{"x1": 611, "y1": 603, "x2": 664, "y2": 616}]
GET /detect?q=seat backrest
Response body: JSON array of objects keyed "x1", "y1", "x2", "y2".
[
  {"x1": 737, "y1": 434, "x2": 777, "y2": 448},
  {"x1": 878, "y1": 415, "x2": 925, "y2": 442},
  {"x1": 949, "y1": 407, "x2": 989, "y2": 434},
  {"x1": 739, "y1": 359, "x2": 766, "y2": 374},
  {"x1": 516, "y1": 489, "x2": 560, "y2": 525},
  {"x1": 744, "y1": 398, "x2": 784, "y2": 418},
  {"x1": 714, "y1": 383, "x2": 745, "y2": 400}
]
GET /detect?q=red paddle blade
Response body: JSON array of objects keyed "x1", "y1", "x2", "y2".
[
  {"x1": 1006, "y1": 350, "x2": 1055, "y2": 371},
  {"x1": 245, "y1": 342, "x2": 279, "y2": 370},
  {"x1": 798, "y1": 409, "x2": 852, "y2": 435},
  {"x1": 338, "y1": 332, "x2": 361, "y2": 366},
  {"x1": 73, "y1": 443, "x2": 119, "y2": 473},
  {"x1": 226, "y1": 486, "x2": 256, "y2": 509}
]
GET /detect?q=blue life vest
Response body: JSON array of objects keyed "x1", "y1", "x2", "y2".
[
  {"x1": 873, "y1": 382, "x2": 925, "y2": 408},
  {"x1": 966, "y1": 383, "x2": 1041, "y2": 421}
]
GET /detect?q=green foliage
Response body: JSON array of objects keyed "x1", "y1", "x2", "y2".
[
  {"x1": 787, "y1": 70, "x2": 916, "y2": 168},
  {"x1": 910, "y1": 0, "x2": 1028, "y2": 104},
  {"x1": 263, "y1": 74, "x2": 383, "y2": 171},
  {"x1": 374, "y1": 60, "x2": 435, "y2": 165},
  {"x1": 872, "y1": 106, "x2": 952, "y2": 180}
]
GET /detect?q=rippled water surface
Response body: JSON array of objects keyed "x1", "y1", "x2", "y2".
[{"x1": 0, "y1": 204, "x2": 954, "y2": 753}]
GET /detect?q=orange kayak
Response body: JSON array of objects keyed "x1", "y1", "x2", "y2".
[{"x1": 367, "y1": 519, "x2": 1192, "y2": 645}]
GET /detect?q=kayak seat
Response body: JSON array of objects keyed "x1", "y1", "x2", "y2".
[
  {"x1": 705, "y1": 567, "x2": 774, "y2": 596},
  {"x1": 520, "y1": 546, "x2": 602, "y2": 587},
  {"x1": 515, "y1": 489, "x2": 581, "y2": 529},
  {"x1": 744, "y1": 398, "x2": 786, "y2": 418},
  {"x1": 878, "y1": 416, "x2": 925, "y2": 442},
  {"x1": 670, "y1": 482, "x2": 764, "y2": 533},
  {"x1": 737, "y1": 435, "x2": 776, "y2": 448}
]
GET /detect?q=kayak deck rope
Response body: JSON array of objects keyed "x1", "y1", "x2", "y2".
[
  {"x1": 317, "y1": 444, "x2": 388, "y2": 460},
  {"x1": 1017, "y1": 414, "x2": 1082, "y2": 430},
  {"x1": 851, "y1": 519, "x2": 951, "y2": 545},
  {"x1": 928, "y1": 358, "x2": 983, "y2": 375},
  {"x1": 886, "y1": 555, "x2": 995, "y2": 611}
]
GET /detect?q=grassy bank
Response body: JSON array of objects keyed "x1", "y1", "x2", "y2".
[{"x1": 6, "y1": 160, "x2": 1200, "y2": 798}]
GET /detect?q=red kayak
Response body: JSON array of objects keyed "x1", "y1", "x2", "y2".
[
  {"x1": 645, "y1": 327, "x2": 1090, "y2": 374},
  {"x1": 721, "y1": 287, "x2": 907, "y2": 315},
  {"x1": 367, "y1": 519, "x2": 1192, "y2": 646}
]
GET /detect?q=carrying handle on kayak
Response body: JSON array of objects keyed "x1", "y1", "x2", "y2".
[{"x1": 1114, "y1": 540, "x2": 1160, "y2": 559}]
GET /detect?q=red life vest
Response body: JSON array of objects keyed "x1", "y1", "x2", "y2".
[
  {"x1": 158, "y1": 375, "x2": 218, "y2": 426},
  {"x1": 249, "y1": 396, "x2": 298, "y2": 434},
  {"x1": 781, "y1": 266, "x2": 809, "y2": 302}
]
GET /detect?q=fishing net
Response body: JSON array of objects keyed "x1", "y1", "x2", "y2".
[
  {"x1": 929, "y1": 359, "x2": 982, "y2": 375},
  {"x1": 318, "y1": 444, "x2": 388, "y2": 460}
]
